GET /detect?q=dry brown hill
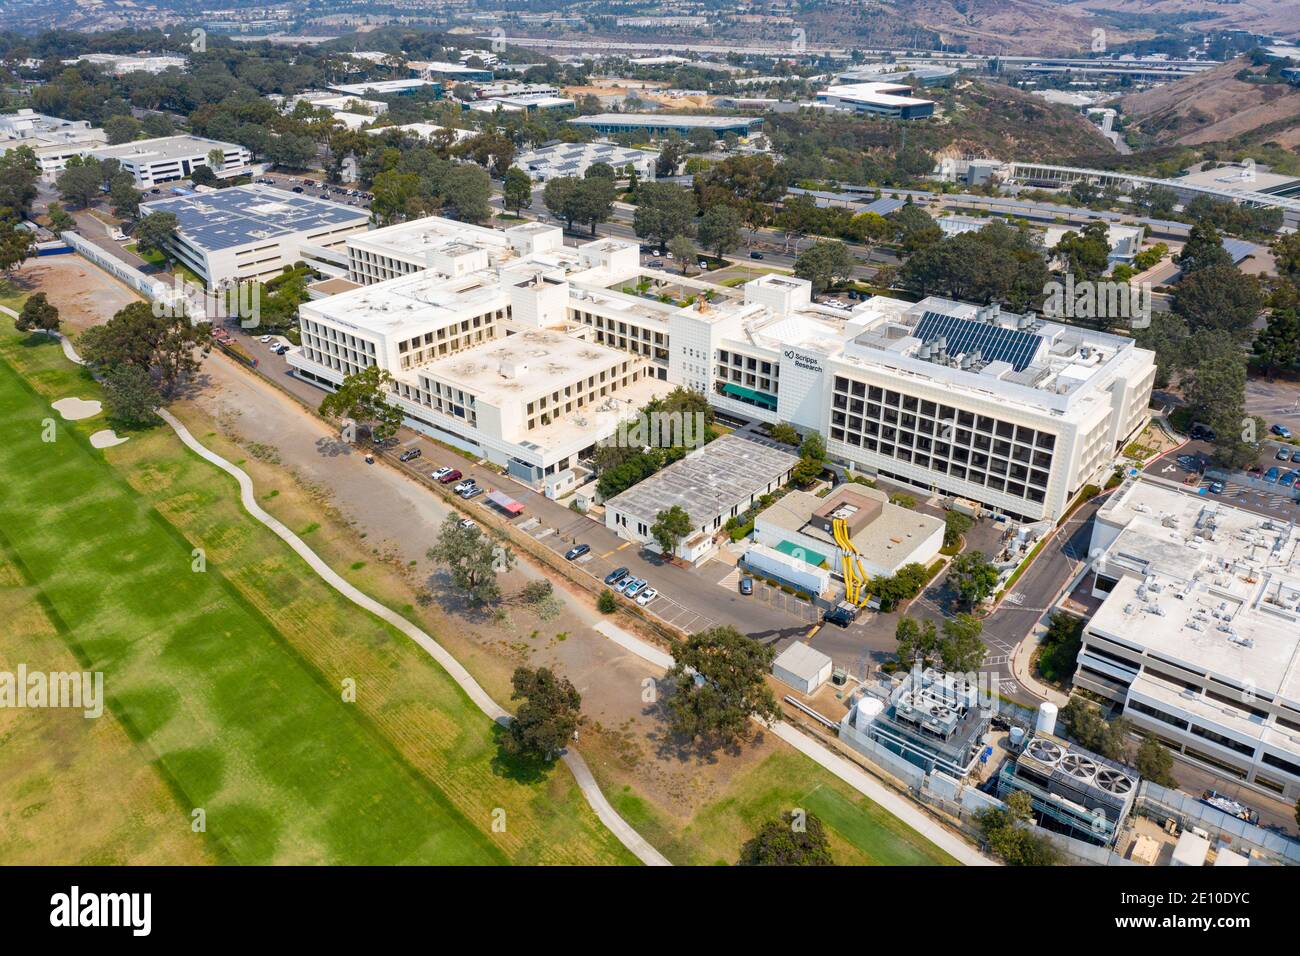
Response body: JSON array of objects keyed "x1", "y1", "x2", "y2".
[{"x1": 1120, "y1": 58, "x2": 1300, "y2": 148}]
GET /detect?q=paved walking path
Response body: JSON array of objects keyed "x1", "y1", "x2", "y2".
[{"x1": 587, "y1": 620, "x2": 995, "y2": 865}]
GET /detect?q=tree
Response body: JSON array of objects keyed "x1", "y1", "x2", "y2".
[
  {"x1": 895, "y1": 616, "x2": 939, "y2": 668},
  {"x1": 633, "y1": 182, "x2": 696, "y2": 253},
  {"x1": 794, "y1": 240, "x2": 854, "y2": 293},
  {"x1": 697, "y1": 204, "x2": 742, "y2": 260},
  {"x1": 0, "y1": 146, "x2": 41, "y2": 219},
  {"x1": 686, "y1": 127, "x2": 716, "y2": 154},
  {"x1": 597, "y1": 588, "x2": 617, "y2": 613},
  {"x1": 790, "y1": 429, "x2": 827, "y2": 486},
  {"x1": 56, "y1": 159, "x2": 102, "y2": 208},
  {"x1": 1058, "y1": 699, "x2": 1132, "y2": 761},
  {"x1": 109, "y1": 177, "x2": 140, "y2": 220},
  {"x1": 584, "y1": 161, "x2": 616, "y2": 180},
  {"x1": 502, "y1": 666, "x2": 582, "y2": 761},
  {"x1": 943, "y1": 510, "x2": 972, "y2": 550},
  {"x1": 665, "y1": 625, "x2": 780, "y2": 747},
  {"x1": 1037, "y1": 611, "x2": 1083, "y2": 684},
  {"x1": 1176, "y1": 221, "x2": 1233, "y2": 276},
  {"x1": 570, "y1": 175, "x2": 617, "y2": 236},
  {"x1": 1134, "y1": 737, "x2": 1177, "y2": 787},
  {"x1": 940, "y1": 613, "x2": 986, "y2": 673},
  {"x1": 440, "y1": 163, "x2": 492, "y2": 223},
  {"x1": 502, "y1": 166, "x2": 532, "y2": 215},
  {"x1": 651, "y1": 504, "x2": 693, "y2": 557},
  {"x1": 948, "y1": 550, "x2": 999, "y2": 608},
  {"x1": 0, "y1": 221, "x2": 36, "y2": 276},
  {"x1": 1171, "y1": 264, "x2": 1263, "y2": 341},
  {"x1": 101, "y1": 363, "x2": 162, "y2": 426},
  {"x1": 78, "y1": 300, "x2": 209, "y2": 397},
  {"x1": 1252, "y1": 307, "x2": 1299, "y2": 380},
  {"x1": 769, "y1": 422, "x2": 800, "y2": 446},
  {"x1": 318, "y1": 364, "x2": 403, "y2": 443},
  {"x1": 542, "y1": 176, "x2": 581, "y2": 230},
  {"x1": 46, "y1": 202, "x2": 75, "y2": 232},
  {"x1": 976, "y1": 791, "x2": 1061, "y2": 866},
  {"x1": 133, "y1": 211, "x2": 178, "y2": 256},
  {"x1": 103, "y1": 114, "x2": 141, "y2": 145},
  {"x1": 892, "y1": 202, "x2": 941, "y2": 253},
  {"x1": 371, "y1": 170, "x2": 428, "y2": 224},
  {"x1": 655, "y1": 138, "x2": 687, "y2": 177},
  {"x1": 426, "y1": 514, "x2": 514, "y2": 605},
  {"x1": 738, "y1": 812, "x2": 833, "y2": 866},
  {"x1": 1053, "y1": 221, "x2": 1110, "y2": 283},
  {"x1": 667, "y1": 234, "x2": 695, "y2": 272},
  {"x1": 15, "y1": 292, "x2": 59, "y2": 334}
]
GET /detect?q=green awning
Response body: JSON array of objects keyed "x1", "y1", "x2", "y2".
[
  {"x1": 721, "y1": 382, "x2": 778, "y2": 410},
  {"x1": 775, "y1": 540, "x2": 829, "y2": 567}
]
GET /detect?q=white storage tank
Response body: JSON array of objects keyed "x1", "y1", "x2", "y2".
[
  {"x1": 1036, "y1": 701, "x2": 1058, "y2": 736},
  {"x1": 856, "y1": 696, "x2": 884, "y2": 730},
  {"x1": 1009, "y1": 725, "x2": 1026, "y2": 748}
]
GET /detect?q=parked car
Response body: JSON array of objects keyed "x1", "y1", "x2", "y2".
[
  {"x1": 565, "y1": 543, "x2": 591, "y2": 561},
  {"x1": 1277, "y1": 447, "x2": 1292, "y2": 461},
  {"x1": 398, "y1": 448, "x2": 422, "y2": 462},
  {"x1": 459, "y1": 518, "x2": 476, "y2": 530},
  {"x1": 1282, "y1": 471, "x2": 1298, "y2": 488},
  {"x1": 437, "y1": 468, "x2": 462, "y2": 484},
  {"x1": 460, "y1": 485, "x2": 483, "y2": 500},
  {"x1": 1265, "y1": 467, "x2": 1281, "y2": 483},
  {"x1": 739, "y1": 575, "x2": 754, "y2": 595},
  {"x1": 648, "y1": 259, "x2": 663, "y2": 268},
  {"x1": 624, "y1": 578, "x2": 648, "y2": 598},
  {"x1": 1208, "y1": 480, "x2": 1225, "y2": 494},
  {"x1": 823, "y1": 605, "x2": 855, "y2": 628},
  {"x1": 615, "y1": 575, "x2": 637, "y2": 594},
  {"x1": 749, "y1": 251, "x2": 764, "y2": 260},
  {"x1": 259, "y1": 334, "x2": 273, "y2": 343},
  {"x1": 1272, "y1": 424, "x2": 1292, "y2": 439},
  {"x1": 604, "y1": 567, "x2": 629, "y2": 586},
  {"x1": 635, "y1": 587, "x2": 658, "y2": 606},
  {"x1": 430, "y1": 467, "x2": 453, "y2": 481},
  {"x1": 453, "y1": 478, "x2": 476, "y2": 494}
]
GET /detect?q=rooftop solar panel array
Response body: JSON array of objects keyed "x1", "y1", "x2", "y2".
[
  {"x1": 913, "y1": 311, "x2": 1043, "y2": 372},
  {"x1": 141, "y1": 186, "x2": 366, "y2": 252}
]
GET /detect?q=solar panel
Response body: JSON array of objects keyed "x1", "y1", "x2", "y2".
[{"x1": 913, "y1": 311, "x2": 1042, "y2": 372}]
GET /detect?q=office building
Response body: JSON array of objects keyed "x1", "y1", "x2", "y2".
[
  {"x1": 1075, "y1": 477, "x2": 1300, "y2": 802},
  {"x1": 815, "y1": 82, "x2": 936, "y2": 119},
  {"x1": 568, "y1": 113, "x2": 763, "y2": 139},
  {"x1": 0, "y1": 109, "x2": 107, "y2": 178},
  {"x1": 514, "y1": 141, "x2": 658, "y2": 183},
  {"x1": 91, "y1": 135, "x2": 252, "y2": 188},
  {"x1": 138, "y1": 184, "x2": 370, "y2": 285}
]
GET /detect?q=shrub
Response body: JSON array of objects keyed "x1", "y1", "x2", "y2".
[{"x1": 597, "y1": 589, "x2": 617, "y2": 614}]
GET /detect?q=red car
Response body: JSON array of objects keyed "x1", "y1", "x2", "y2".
[{"x1": 438, "y1": 469, "x2": 462, "y2": 484}]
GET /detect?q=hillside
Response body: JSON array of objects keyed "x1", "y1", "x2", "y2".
[
  {"x1": 1120, "y1": 58, "x2": 1300, "y2": 148},
  {"x1": 935, "y1": 79, "x2": 1116, "y2": 158},
  {"x1": 1066, "y1": 0, "x2": 1300, "y2": 42},
  {"x1": 893, "y1": 0, "x2": 1137, "y2": 56}
]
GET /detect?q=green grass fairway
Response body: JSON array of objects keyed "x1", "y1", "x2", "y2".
[
  {"x1": 0, "y1": 324, "x2": 634, "y2": 865},
  {"x1": 611, "y1": 749, "x2": 959, "y2": 866}
]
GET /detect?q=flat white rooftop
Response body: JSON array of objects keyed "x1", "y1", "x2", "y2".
[
  {"x1": 819, "y1": 82, "x2": 936, "y2": 108},
  {"x1": 308, "y1": 269, "x2": 508, "y2": 336},
  {"x1": 91, "y1": 134, "x2": 242, "y2": 163},
  {"x1": 1092, "y1": 478, "x2": 1300, "y2": 710}
]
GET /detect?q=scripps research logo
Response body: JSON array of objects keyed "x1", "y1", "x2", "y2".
[
  {"x1": 784, "y1": 349, "x2": 822, "y2": 372},
  {"x1": 1042, "y1": 275, "x2": 1151, "y2": 330},
  {"x1": 152, "y1": 276, "x2": 261, "y2": 328}
]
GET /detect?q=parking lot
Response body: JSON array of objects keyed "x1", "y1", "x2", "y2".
[{"x1": 1146, "y1": 437, "x2": 1300, "y2": 524}]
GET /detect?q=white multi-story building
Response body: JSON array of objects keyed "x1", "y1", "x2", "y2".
[
  {"x1": 0, "y1": 109, "x2": 107, "y2": 179},
  {"x1": 138, "y1": 185, "x2": 370, "y2": 286},
  {"x1": 74, "y1": 53, "x2": 188, "y2": 75},
  {"x1": 1077, "y1": 478, "x2": 1300, "y2": 802},
  {"x1": 514, "y1": 142, "x2": 658, "y2": 183},
  {"x1": 91, "y1": 135, "x2": 252, "y2": 188},
  {"x1": 287, "y1": 216, "x2": 1154, "y2": 509}
]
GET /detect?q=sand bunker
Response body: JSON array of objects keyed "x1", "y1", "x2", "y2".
[
  {"x1": 90, "y1": 429, "x2": 129, "y2": 449},
  {"x1": 51, "y1": 397, "x2": 102, "y2": 420}
]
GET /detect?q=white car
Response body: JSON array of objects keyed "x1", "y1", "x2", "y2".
[
  {"x1": 635, "y1": 587, "x2": 658, "y2": 607},
  {"x1": 459, "y1": 518, "x2": 476, "y2": 530},
  {"x1": 110, "y1": 229, "x2": 127, "y2": 241},
  {"x1": 430, "y1": 467, "x2": 453, "y2": 481},
  {"x1": 259, "y1": 335, "x2": 273, "y2": 343}
]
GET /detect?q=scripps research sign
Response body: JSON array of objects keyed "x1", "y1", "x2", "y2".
[{"x1": 784, "y1": 350, "x2": 823, "y2": 373}]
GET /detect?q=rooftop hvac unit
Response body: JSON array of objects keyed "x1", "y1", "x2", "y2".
[
  {"x1": 1061, "y1": 752, "x2": 1099, "y2": 781},
  {"x1": 1096, "y1": 768, "x2": 1134, "y2": 796},
  {"x1": 1026, "y1": 737, "x2": 1064, "y2": 766}
]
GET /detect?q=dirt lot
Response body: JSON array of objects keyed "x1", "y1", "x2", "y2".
[{"x1": 8, "y1": 256, "x2": 140, "y2": 335}]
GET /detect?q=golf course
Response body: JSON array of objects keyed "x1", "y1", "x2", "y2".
[{"x1": 0, "y1": 313, "x2": 635, "y2": 865}]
